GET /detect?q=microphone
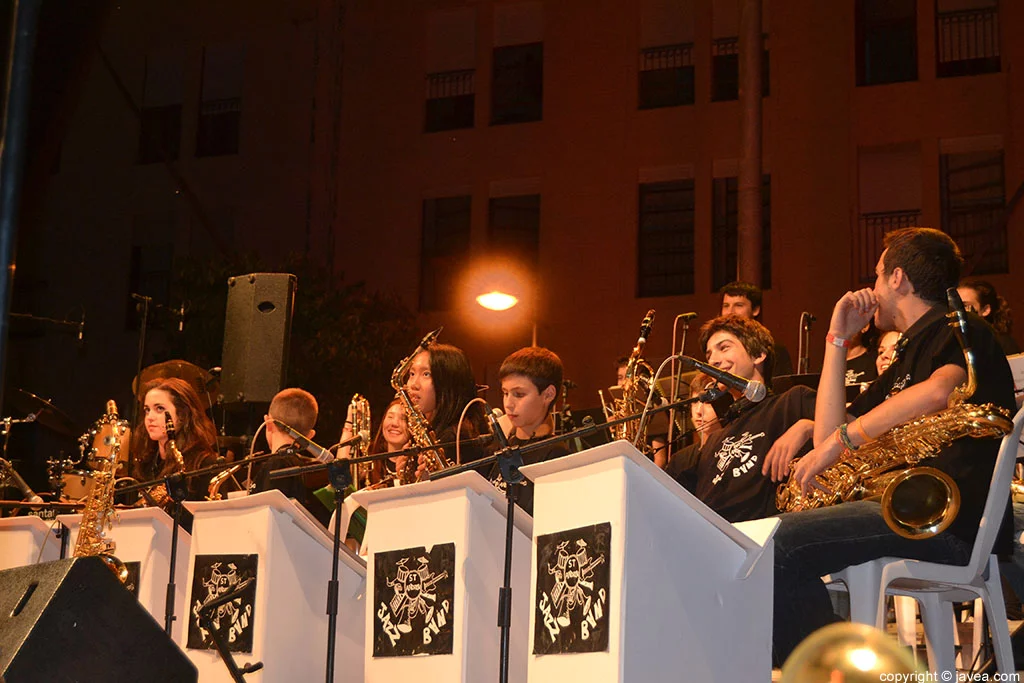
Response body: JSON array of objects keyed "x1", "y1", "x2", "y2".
[
  {"x1": 679, "y1": 355, "x2": 767, "y2": 403},
  {"x1": 130, "y1": 293, "x2": 152, "y2": 303},
  {"x1": 78, "y1": 311, "x2": 85, "y2": 342},
  {"x1": 487, "y1": 408, "x2": 510, "y2": 449},
  {"x1": 0, "y1": 457, "x2": 44, "y2": 504},
  {"x1": 676, "y1": 312, "x2": 698, "y2": 321},
  {"x1": 802, "y1": 312, "x2": 816, "y2": 325},
  {"x1": 638, "y1": 309, "x2": 656, "y2": 344},
  {"x1": 272, "y1": 419, "x2": 336, "y2": 463}
]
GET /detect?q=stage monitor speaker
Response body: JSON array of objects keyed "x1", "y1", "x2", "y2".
[
  {"x1": 220, "y1": 272, "x2": 297, "y2": 404},
  {"x1": 0, "y1": 557, "x2": 197, "y2": 682}
]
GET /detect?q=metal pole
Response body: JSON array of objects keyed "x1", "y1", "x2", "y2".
[
  {"x1": 0, "y1": 0, "x2": 43, "y2": 413},
  {"x1": 737, "y1": 0, "x2": 763, "y2": 285}
]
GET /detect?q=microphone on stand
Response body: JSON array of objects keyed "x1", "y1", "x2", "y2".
[
  {"x1": 1, "y1": 458, "x2": 44, "y2": 504},
  {"x1": 176, "y1": 302, "x2": 187, "y2": 333},
  {"x1": 272, "y1": 419, "x2": 335, "y2": 462},
  {"x1": 487, "y1": 408, "x2": 511, "y2": 449},
  {"x1": 678, "y1": 356, "x2": 767, "y2": 402},
  {"x1": 77, "y1": 311, "x2": 85, "y2": 343}
]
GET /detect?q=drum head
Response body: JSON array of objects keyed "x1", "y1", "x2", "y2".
[
  {"x1": 62, "y1": 470, "x2": 97, "y2": 501},
  {"x1": 85, "y1": 421, "x2": 131, "y2": 469}
]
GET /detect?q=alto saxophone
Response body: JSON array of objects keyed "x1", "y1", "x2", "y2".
[
  {"x1": 146, "y1": 412, "x2": 187, "y2": 507},
  {"x1": 391, "y1": 327, "x2": 449, "y2": 482},
  {"x1": 609, "y1": 310, "x2": 660, "y2": 449},
  {"x1": 776, "y1": 289, "x2": 1013, "y2": 538},
  {"x1": 74, "y1": 400, "x2": 129, "y2": 583}
]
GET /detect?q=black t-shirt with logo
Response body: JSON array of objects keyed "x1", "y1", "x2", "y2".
[
  {"x1": 682, "y1": 386, "x2": 816, "y2": 522},
  {"x1": 488, "y1": 433, "x2": 570, "y2": 516},
  {"x1": 848, "y1": 306, "x2": 1016, "y2": 552}
]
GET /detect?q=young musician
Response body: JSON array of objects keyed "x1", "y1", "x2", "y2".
[
  {"x1": 345, "y1": 397, "x2": 412, "y2": 487},
  {"x1": 255, "y1": 387, "x2": 332, "y2": 525},
  {"x1": 719, "y1": 281, "x2": 794, "y2": 377},
  {"x1": 487, "y1": 346, "x2": 570, "y2": 515},
  {"x1": 671, "y1": 315, "x2": 815, "y2": 522},
  {"x1": 773, "y1": 227, "x2": 1016, "y2": 663},
  {"x1": 958, "y1": 278, "x2": 1019, "y2": 355},
  {"x1": 131, "y1": 377, "x2": 219, "y2": 505},
  {"x1": 407, "y1": 342, "x2": 489, "y2": 476}
]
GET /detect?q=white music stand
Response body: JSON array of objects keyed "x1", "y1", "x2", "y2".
[
  {"x1": 0, "y1": 516, "x2": 61, "y2": 570},
  {"x1": 348, "y1": 470, "x2": 533, "y2": 683},
  {"x1": 521, "y1": 440, "x2": 779, "y2": 683},
  {"x1": 182, "y1": 489, "x2": 366, "y2": 683},
  {"x1": 57, "y1": 507, "x2": 191, "y2": 642}
]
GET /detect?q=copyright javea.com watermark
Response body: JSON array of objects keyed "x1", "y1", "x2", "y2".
[{"x1": 879, "y1": 673, "x2": 1020, "y2": 682}]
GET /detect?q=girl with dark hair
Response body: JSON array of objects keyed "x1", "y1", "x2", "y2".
[
  {"x1": 130, "y1": 377, "x2": 219, "y2": 505},
  {"x1": 958, "y1": 279, "x2": 1019, "y2": 355},
  {"x1": 406, "y1": 342, "x2": 488, "y2": 473}
]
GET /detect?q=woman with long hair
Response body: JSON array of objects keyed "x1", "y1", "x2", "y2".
[
  {"x1": 958, "y1": 279, "x2": 1019, "y2": 355},
  {"x1": 130, "y1": 377, "x2": 219, "y2": 505},
  {"x1": 405, "y1": 342, "x2": 488, "y2": 475}
]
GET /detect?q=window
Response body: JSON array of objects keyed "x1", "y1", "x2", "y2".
[
  {"x1": 941, "y1": 149, "x2": 1006, "y2": 274},
  {"x1": 711, "y1": 176, "x2": 771, "y2": 291},
  {"x1": 639, "y1": 44, "x2": 695, "y2": 109},
  {"x1": 856, "y1": 143, "x2": 922, "y2": 282},
  {"x1": 711, "y1": 38, "x2": 769, "y2": 102},
  {"x1": 488, "y1": 194, "x2": 540, "y2": 268},
  {"x1": 138, "y1": 53, "x2": 184, "y2": 164},
  {"x1": 491, "y1": 42, "x2": 543, "y2": 125},
  {"x1": 856, "y1": 0, "x2": 917, "y2": 86},
  {"x1": 936, "y1": 0, "x2": 1000, "y2": 78},
  {"x1": 196, "y1": 44, "x2": 244, "y2": 157},
  {"x1": 420, "y1": 196, "x2": 471, "y2": 312},
  {"x1": 638, "y1": 180, "x2": 695, "y2": 297},
  {"x1": 425, "y1": 8, "x2": 477, "y2": 132},
  {"x1": 126, "y1": 212, "x2": 175, "y2": 328},
  {"x1": 425, "y1": 70, "x2": 475, "y2": 132}
]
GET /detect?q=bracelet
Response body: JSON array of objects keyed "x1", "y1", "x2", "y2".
[
  {"x1": 852, "y1": 417, "x2": 873, "y2": 443},
  {"x1": 826, "y1": 332, "x2": 853, "y2": 349},
  {"x1": 837, "y1": 423, "x2": 858, "y2": 451}
]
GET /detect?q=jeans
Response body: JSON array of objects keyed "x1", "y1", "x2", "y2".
[{"x1": 773, "y1": 500, "x2": 973, "y2": 665}]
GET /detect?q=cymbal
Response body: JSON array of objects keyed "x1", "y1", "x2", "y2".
[
  {"x1": 9, "y1": 389, "x2": 80, "y2": 438},
  {"x1": 133, "y1": 359, "x2": 219, "y2": 409}
]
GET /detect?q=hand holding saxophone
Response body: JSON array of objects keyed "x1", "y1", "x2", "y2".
[
  {"x1": 789, "y1": 437, "x2": 844, "y2": 496},
  {"x1": 829, "y1": 288, "x2": 878, "y2": 338}
]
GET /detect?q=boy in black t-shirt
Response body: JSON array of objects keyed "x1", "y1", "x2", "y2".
[
  {"x1": 489, "y1": 346, "x2": 570, "y2": 515},
  {"x1": 673, "y1": 316, "x2": 816, "y2": 522}
]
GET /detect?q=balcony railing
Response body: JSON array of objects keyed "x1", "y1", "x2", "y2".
[
  {"x1": 855, "y1": 209, "x2": 921, "y2": 283},
  {"x1": 937, "y1": 6, "x2": 1000, "y2": 76},
  {"x1": 945, "y1": 204, "x2": 1007, "y2": 274},
  {"x1": 426, "y1": 69, "x2": 475, "y2": 99},
  {"x1": 640, "y1": 43, "x2": 694, "y2": 71}
]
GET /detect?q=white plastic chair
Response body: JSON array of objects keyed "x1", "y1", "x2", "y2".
[{"x1": 828, "y1": 404, "x2": 1024, "y2": 673}]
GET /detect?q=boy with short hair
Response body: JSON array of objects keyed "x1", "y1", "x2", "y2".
[{"x1": 489, "y1": 346, "x2": 570, "y2": 515}]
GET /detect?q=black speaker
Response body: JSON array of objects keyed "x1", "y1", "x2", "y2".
[
  {"x1": 220, "y1": 272, "x2": 297, "y2": 404},
  {"x1": 0, "y1": 557, "x2": 197, "y2": 682}
]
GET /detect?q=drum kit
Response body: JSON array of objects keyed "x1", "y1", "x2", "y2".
[{"x1": 1, "y1": 359, "x2": 222, "y2": 504}]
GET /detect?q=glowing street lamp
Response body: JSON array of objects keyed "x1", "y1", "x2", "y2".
[{"x1": 475, "y1": 289, "x2": 536, "y2": 346}]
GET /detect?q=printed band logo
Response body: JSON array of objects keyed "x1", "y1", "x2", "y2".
[
  {"x1": 711, "y1": 431, "x2": 765, "y2": 485},
  {"x1": 123, "y1": 561, "x2": 141, "y2": 598},
  {"x1": 533, "y1": 522, "x2": 610, "y2": 655},
  {"x1": 187, "y1": 554, "x2": 258, "y2": 652},
  {"x1": 373, "y1": 543, "x2": 455, "y2": 657}
]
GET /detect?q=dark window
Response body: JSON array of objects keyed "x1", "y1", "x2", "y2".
[
  {"x1": 420, "y1": 196, "x2": 472, "y2": 312},
  {"x1": 855, "y1": 210, "x2": 921, "y2": 284},
  {"x1": 857, "y1": 0, "x2": 917, "y2": 86},
  {"x1": 711, "y1": 38, "x2": 769, "y2": 102},
  {"x1": 138, "y1": 105, "x2": 182, "y2": 164},
  {"x1": 126, "y1": 215, "x2": 174, "y2": 330},
  {"x1": 639, "y1": 43, "x2": 695, "y2": 109},
  {"x1": 196, "y1": 45, "x2": 243, "y2": 157},
  {"x1": 638, "y1": 180, "x2": 695, "y2": 297},
  {"x1": 196, "y1": 98, "x2": 241, "y2": 157},
  {"x1": 425, "y1": 69, "x2": 476, "y2": 132},
  {"x1": 711, "y1": 175, "x2": 771, "y2": 291},
  {"x1": 941, "y1": 149, "x2": 1006, "y2": 274},
  {"x1": 488, "y1": 194, "x2": 540, "y2": 269},
  {"x1": 491, "y1": 42, "x2": 543, "y2": 125},
  {"x1": 936, "y1": 5, "x2": 1000, "y2": 78}
]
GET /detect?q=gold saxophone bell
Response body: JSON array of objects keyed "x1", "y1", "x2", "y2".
[{"x1": 879, "y1": 466, "x2": 961, "y2": 540}]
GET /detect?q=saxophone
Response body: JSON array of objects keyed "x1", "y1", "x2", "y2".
[
  {"x1": 609, "y1": 310, "x2": 660, "y2": 448},
  {"x1": 391, "y1": 327, "x2": 449, "y2": 482},
  {"x1": 776, "y1": 289, "x2": 1013, "y2": 538},
  {"x1": 74, "y1": 400, "x2": 129, "y2": 583},
  {"x1": 145, "y1": 412, "x2": 187, "y2": 507}
]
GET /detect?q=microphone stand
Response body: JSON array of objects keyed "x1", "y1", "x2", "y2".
[
  {"x1": 324, "y1": 460, "x2": 352, "y2": 683},
  {"x1": 668, "y1": 313, "x2": 697, "y2": 463},
  {"x1": 197, "y1": 577, "x2": 263, "y2": 682},
  {"x1": 495, "y1": 440, "x2": 523, "y2": 683},
  {"x1": 163, "y1": 471, "x2": 189, "y2": 635}
]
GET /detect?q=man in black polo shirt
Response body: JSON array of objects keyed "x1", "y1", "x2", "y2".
[
  {"x1": 672, "y1": 315, "x2": 815, "y2": 522},
  {"x1": 772, "y1": 227, "x2": 1016, "y2": 664}
]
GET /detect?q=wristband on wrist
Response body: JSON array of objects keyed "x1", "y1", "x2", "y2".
[
  {"x1": 837, "y1": 422, "x2": 858, "y2": 451},
  {"x1": 826, "y1": 332, "x2": 853, "y2": 349},
  {"x1": 852, "y1": 417, "x2": 873, "y2": 443}
]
